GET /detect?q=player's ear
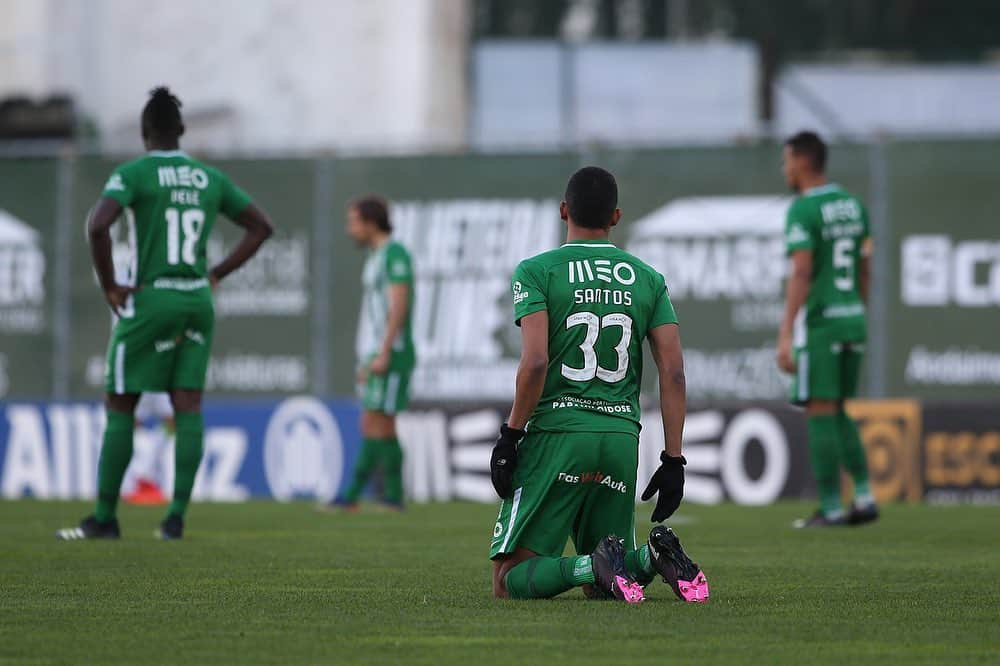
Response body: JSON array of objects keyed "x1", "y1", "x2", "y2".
[
  {"x1": 609, "y1": 208, "x2": 622, "y2": 228},
  {"x1": 559, "y1": 201, "x2": 569, "y2": 222}
]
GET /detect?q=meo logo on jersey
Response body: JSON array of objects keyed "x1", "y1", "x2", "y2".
[
  {"x1": 157, "y1": 166, "x2": 209, "y2": 189},
  {"x1": 568, "y1": 259, "x2": 636, "y2": 285}
]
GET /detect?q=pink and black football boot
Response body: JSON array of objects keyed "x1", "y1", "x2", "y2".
[
  {"x1": 648, "y1": 525, "x2": 710, "y2": 603},
  {"x1": 591, "y1": 535, "x2": 645, "y2": 604}
]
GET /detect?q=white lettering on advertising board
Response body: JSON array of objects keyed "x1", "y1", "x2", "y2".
[
  {"x1": 391, "y1": 199, "x2": 562, "y2": 401},
  {"x1": 0, "y1": 210, "x2": 46, "y2": 334}
]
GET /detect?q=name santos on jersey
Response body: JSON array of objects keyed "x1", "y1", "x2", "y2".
[{"x1": 573, "y1": 288, "x2": 633, "y2": 306}]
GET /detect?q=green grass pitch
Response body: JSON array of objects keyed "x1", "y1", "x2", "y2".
[{"x1": 1, "y1": 500, "x2": 997, "y2": 665}]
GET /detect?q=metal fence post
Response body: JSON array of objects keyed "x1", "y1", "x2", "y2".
[
  {"x1": 867, "y1": 138, "x2": 890, "y2": 398},
  {"x1": 51, "y1": 151, "x2": 75, "y2": 400},
  {"x1": 310, "y1": 157, "x2": 334, "y2": 396}
]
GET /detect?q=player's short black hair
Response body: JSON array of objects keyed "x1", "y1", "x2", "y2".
[
  {"x1": 785, "y1": 131, "x2": 827, "y2": 172},
  {"x1": 564, "y1": 166, "x2": 618, "y2": 229},
  {"x1": 351, "y1": 195, "x2": 392, "y2": 233},
  {"x1": 141, "y1": 86, "x2": 184, "y2": 141}
]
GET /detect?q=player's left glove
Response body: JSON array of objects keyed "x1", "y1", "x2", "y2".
[
  {"x1": 490, "y1": 424, "x2": 526, "y2": 500},
  {"x1": 641, "y1": 452, "x2": 686, "y2": 522}
]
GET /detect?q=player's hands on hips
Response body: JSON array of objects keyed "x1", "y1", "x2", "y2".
[
  {"x1": 491, "y1": 424, "x2": 525, "y2": 499},
  {"x1": 776, "y1": 332, "x2": 796, "y2": 374},
  {"x1": 641, "y1": 452, "x2": 686, "y2": 522},
  {"x1": 104, "y1": 284, "x2": 137, "y2": 315},
  {"x1": 369, "y1": 350, "x2": 390, "y2": 376}
]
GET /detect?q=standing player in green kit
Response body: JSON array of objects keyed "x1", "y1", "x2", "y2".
[
  {"x1": 489, "y1": 167, "x2": 709, "y2": 603},
  {"x1": 58, "y1": 87, "x2": 273, "y2": 540},
  {"x1": 332, "y1": 196, "x2": 415, "y2": 511},
  {"x1": 777, "y1": 131, "x2": 879, "y2": 528}
]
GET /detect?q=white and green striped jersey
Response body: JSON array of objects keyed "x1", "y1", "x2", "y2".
[{"x1": 356, "y1": 239, "x2": 415, "y2": 362}]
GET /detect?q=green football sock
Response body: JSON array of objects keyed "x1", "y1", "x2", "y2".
[
  {"x1": 94, "y1": 410, "x2": 135, "y2": 523},
  {"x1": 168, "y1": 411, "x2": 204, "y2": 519},
  {"x1": 837, "y1": 413, "x2": 873, "y2": 503},
  {"x1": 342, "y1": 438, "x2": 379, "y2": 502},
  {"x1": 625, "y1": 545, "x2": 656, "y2": 586},
  {"x1": 504, "y1": 555, "x2": 594, "y2": 599},
  {"x1": 808, "y1": 414, "x2": 844, "y2": 517},
  {"x1": 381, "y1": 437, "x2": 404, "y2": 504}
]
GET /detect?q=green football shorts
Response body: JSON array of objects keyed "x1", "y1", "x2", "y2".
[
  {"x1": 104, "y1": 284, "x2": 215, "y2": 394},
  {"x1": 489, "y1": 430, "x2": 639, "y2": 560},
  {"x1": 359, "y1": 351, "x2": 415, "y2": 415},
  {"x1": 790, "y1": 333, "x2": 865, "y2": 404}
]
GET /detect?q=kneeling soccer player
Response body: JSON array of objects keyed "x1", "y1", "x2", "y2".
[{"x1": 489, "y1": 167, "x2": 709, "y2": 603}]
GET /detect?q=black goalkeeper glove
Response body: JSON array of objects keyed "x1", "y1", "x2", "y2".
[
  {"x1": 641, "y1": 452, "x2": 686, "y2": 522},
  {"x1": 491, "y1": 424, "x2": 526, "y2": 499}
]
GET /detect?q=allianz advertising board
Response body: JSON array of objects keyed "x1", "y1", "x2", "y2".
[
  {"x1": 4, "y1": 399, "x2": 996, "y2": 505},
  {"x1": 0, "y1": 398, "x2": 816, "y2": 505}
]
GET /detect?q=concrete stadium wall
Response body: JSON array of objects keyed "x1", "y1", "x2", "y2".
[{"x1": 0, "y1": 0, "x2": 469, "y2": 153}]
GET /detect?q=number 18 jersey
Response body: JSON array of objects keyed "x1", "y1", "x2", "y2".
[
  {"x1": 511, "y1": 239, "x2": 678, "y2": 436},
  {"x1": 100, "y1": 150, "x2": 252, "y2": 287}
]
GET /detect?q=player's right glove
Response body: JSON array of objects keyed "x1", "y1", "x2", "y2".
[
  {"x1": 641, "y1": 452, "x2": 686, "y2": 522},
  {"x1": 490, "y1": 424, "x2": 526, "y2": 500}
]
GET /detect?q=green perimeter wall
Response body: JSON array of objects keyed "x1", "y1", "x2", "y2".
[{"x1": 0, "y1": 140, "x2": 995, "y2": 402}]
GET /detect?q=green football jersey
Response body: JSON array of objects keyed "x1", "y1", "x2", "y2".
[
  {"x1": 357, "y1": 239, "x2": 416, "y2": 362},
  {"x1": 511, "y1": 239, "x2": 678, "y2": 436},
  {"x1": 785, "y1": 183, "x2": 870, "y2": 344},
  {"x1": 100, "y1": 150, "x2": 252, "y2": 288}
]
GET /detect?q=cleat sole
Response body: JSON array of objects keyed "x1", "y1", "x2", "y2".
[
  {"x1": 675, "y1": 570, "x2": 710, "y2": 603},
  {"x1": 613, "y1": 575, "x2": 645, "y2": 604}
]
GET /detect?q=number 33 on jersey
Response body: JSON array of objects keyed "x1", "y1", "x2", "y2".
[{"x1": 511, "y1": 239, "x2": 678, "y2": 436}]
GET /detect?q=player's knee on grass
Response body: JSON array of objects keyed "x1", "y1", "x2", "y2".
[
  {"x1": 492, "y1": 548, "x2": 537, "y2": 598},
  {"x1": 492, "y1": 560, "x2": 509, "y2": 598},
  {"x1": 492, "y1": 558, "x2": 520, "y2": 599}
]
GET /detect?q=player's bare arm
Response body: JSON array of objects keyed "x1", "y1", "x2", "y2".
[
  {"x1": 649, "y1": 323, "x2": 685, "y2": 458},
  {"x1": 859, "y1": 237, "x2": 873, "y2": 304},
  {"x1": 369, "y1": 282, "x2": 410, "y2": 376},
  {"x1": 87, "y1": 196, "x2": 134, "y2": 314},
  {"x1": 508, "y1": 309, "x2": 549, "y2": 429},
  {"x1": 641, "y1": 322, "x2": 687, "y2": 522},
  {"x1": 777, "y1": 249, "x2": 813, "y2": 373},
  {"x1": 208, "y1": 203, "x2": 274, "y2": 287},
  {"x1": 490, "y1": 309, "x2": 547, "y2": 499}
]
